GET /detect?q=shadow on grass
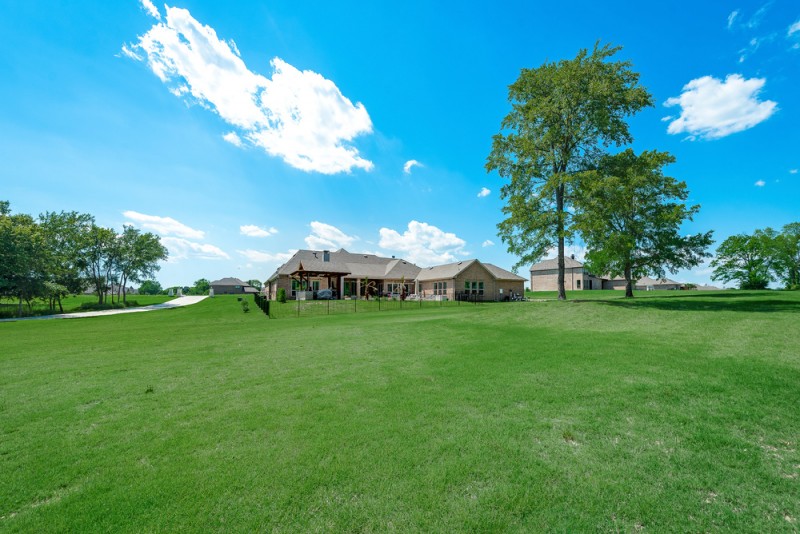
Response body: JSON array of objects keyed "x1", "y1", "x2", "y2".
[{"x1": 593, "y1": 292, "x2": 800, "y2": 313}]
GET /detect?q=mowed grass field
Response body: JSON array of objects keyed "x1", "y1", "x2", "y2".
[{"x1": 1, "y1": 291, "x2": 798, "y2": 531}]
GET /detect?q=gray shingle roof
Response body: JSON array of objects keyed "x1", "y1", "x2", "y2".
[
  {"x1": 483, "y1": 263, "x2": 527, "y2": 281},
  {"x1": 415, "y1": 259, "x2": 478, "y2": 281},
  {"x1": 267, "y1": 249, "x2": 421, "y2": 281},
  {"x1": 210, "y1": 277, "x2": 248, "y2": 286},
  {"x1": 530, "y1": 257, "x2": 585, "y2": 272}
]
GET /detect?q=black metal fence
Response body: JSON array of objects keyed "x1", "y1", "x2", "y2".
[{"x1": 262, "y1": 294, "x2": 483, "y2": 319}]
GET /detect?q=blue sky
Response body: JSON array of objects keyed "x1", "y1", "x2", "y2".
[{"x1": 1, "y1": 1, "x2": 798, "y2": 288}]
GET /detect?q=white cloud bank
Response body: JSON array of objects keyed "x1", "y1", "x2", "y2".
[
  {"x1": 305, "y1": 222, "x2": 357, "y2": 250},
  {"x1": 123, "y1": 210, "x2": 204, "y2": 239},
  {"x1": 139, "y1": 0, "x2": 161, "y2": 19},
  {"x1": 790, "y1": 20, "x2": 800, "y2": 36},
  {"x1": 379, "y1": 221, "x2": 466, "y2": 266},
  {"x1": 482, "y1": 240, "x2": 494, "y2": 247},
  {"x1": 477, "y1": 187, "x2": 491, "y2": 198},
  {"x1": 755, "y1": 179, "x2": 766, "y2": 187},
  {"x1": 403, "y1": 160, "x2": 423, "y2": 174},
  {"x1": 240, "y1": 224, "x2": 277, "y2": 238},
  {"x1": 127, "y1": 6, "x2": 373, "y2": 174},
  {"x1": 664, "y1": 75, "x2": 777, "y2": 140},
  {"x1": 790, "y1": 169, "x2": 798, "y2": 174}
]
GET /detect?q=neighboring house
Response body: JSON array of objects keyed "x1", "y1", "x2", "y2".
[
  {"x1": 529, "y1": 256, "x2": 605, "y2": 291},
  {"x1": 633, "y1": 276, "x2": 682, "y2": 291},
  {"x1": 265, "y1": 249, "x2": 525, "y2": 301},
  {"x1": 694, "y1": 284, "x2": 723, "y2": 290},
  {"x1": 417, "y1": 259, "x2": 526, "y2": 301},
  {"x1": 265, "y1": 249, "x2": 421, "y2": 300},
  {"x1": 210, "y1": 277, "x2": 258, "y2": 295},
  {"x1": 530, "y1": 257, "x2": 685, "y2": 291}
]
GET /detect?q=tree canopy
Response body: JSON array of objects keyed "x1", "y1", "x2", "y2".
[
  {"x1": 573, "y1": 149, "x2": 713, "y2": 297},
  {"x1": 0, "y1": 201, "x2": 169, "y2": 315},
  {"x1": 487, "y1": 42, "x2": 653, "y2": 300}
]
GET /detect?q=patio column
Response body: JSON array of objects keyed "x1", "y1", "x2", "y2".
[{"x1": 356, "y1": 278, "x2": 361, "y2": 298}]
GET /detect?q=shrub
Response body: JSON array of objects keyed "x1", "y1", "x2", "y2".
[
  {"x1": 241, "y1": 300, "x2": 250, "y2": 313},
  {"x1": 277, "y1": 288, "x2": 286, "y2": 303}
]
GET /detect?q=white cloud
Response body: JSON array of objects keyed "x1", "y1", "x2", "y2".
[
  {"x1": 305, "y1": 221, "x2": 356, "y2": 250},
  {"x1": 664, "y1": 74, "x2": 777, "y2": 139},
  {"x1": 477, "y1": 187, "x2": 491, "y2": 198},
  {"x1": 790, "y1": 169, "x2": 798, "y2": 174},
  {"x1": 140, "y1": 0, "x2": 161, "y2": 20},
  {"x1": 237, "y1": 249, "x2": 295, "y2": 263},
  {"x1": 378, "y1": 221, "x2": 466, "y2": 266},
  {"x1": 223, "y1": 132, "x2": 243, "y2": 147},
  {"x1": 403, "y1": 159, "x2": 423, "y2": 174},
  {"x1": 129, "y1": 6, "x2": 373, "y2": 174},
  {"x1": 240, "y1": 224, "x2": 277, "y2": 238},
  {"x1": 123, "y1": 210, "x2": 205, "y2": 239},
  {"x1": 755, "y1": 179, "x2": 766, "y2": 187},
  {"x1": 120, "y1": 44, "x2": 142, "y2": 61},
  {"x1": 727, "y1": 10, "x2": 739, "y2": 29},
  {"x1": 482, "y1": 240, "x2": 495, "y2": 247},
  {"x1": 161, "y1": 237, "x2": 229, "y2": 261},
  {"x1": 790, "y1": 20, "x2": 800, "y2": 36}
]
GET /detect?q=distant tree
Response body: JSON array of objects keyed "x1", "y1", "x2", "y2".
[
  {"x1": 573, "y1": 149, "x2": 713, "y2": 297},
  {"x1": 191, "y1": 278, "x2": 210, "y2": 295},
  {"x1": 487, "y1": 42, "x2": 653, "y2": 300},
  {"x1": 711, "y1": 232, "x2": 774, "y2": 289},
  {"x1": 138, "y1": 280, "x2": 163, "y2": 295},
  {"x1": 247, "y1": 279, "x2": 263, "y2": 291},
  {"x1": 771, "y1": 223, "x2": 800, "y2": 289}
]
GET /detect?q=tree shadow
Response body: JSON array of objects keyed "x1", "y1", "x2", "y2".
[{"x1": 594, "y1": 292, "x2": 800, "y2": 313}]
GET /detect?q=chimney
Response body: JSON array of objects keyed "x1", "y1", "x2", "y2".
[
  {"x1": 571, "y1": 254, "x2": 575, "y2": 260},
  {"x1": 323, "y1": 250, "x2": 330, "y2": 262}
]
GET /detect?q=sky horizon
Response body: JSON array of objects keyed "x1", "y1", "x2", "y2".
[{"x1": 2, "y1": 1, "x2": 798, "y2": 288}]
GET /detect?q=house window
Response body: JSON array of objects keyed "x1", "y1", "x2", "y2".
[
  {"x1": 464, "y1": 280, "x2": 484, "y2": 295},
  {"x1": 387, "y1": 283, "x2": 409, "y2": 295},
  {"x1": 312, "y1": 281, "x2": 320, "y2": 291},
  {"x1": 576, "y1": 280, "x2": 581, "y2": 289},
  {"x1": 433, "y1": 282, "x2": 447, "y2": 295},
  {"x1": 291, "y1": 280, "x2": 301, "y2": 296}
]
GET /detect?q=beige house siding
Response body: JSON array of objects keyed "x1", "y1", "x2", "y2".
[{"x1": 530, "y1": 267, "x2": 587, "y2": 291}]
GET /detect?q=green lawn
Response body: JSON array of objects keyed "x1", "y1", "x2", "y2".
[{"x1": 1, "y1": 292, "x2": 798, "y2": 531}]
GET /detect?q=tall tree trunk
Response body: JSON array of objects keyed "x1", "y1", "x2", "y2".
[
  {"x1": 624, "y1": 262, "x2": 634, "y2": 298},
  {"x1": 556, "y1": 183, "x2": 566, "y2": 301},
  {"x1": 57, "y1": 296, "x2": 63, "y2": 313}
]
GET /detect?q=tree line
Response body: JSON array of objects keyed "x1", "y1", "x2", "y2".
[
  {"x1": 487, "y1": 42, "x2": 713, "y2": 298},
  {"x1": 0, "y1": 201, "x2": 168, "y2": 315},
  {"x1": 711, "y1": 224, "x2": 800, "y2": 290}
]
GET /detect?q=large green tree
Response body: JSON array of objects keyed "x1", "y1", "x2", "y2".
[
  {"x1": 573, "y1": 149, "x2": 713, "y2": 297},
  {"x1": 486, "y1": 42, "x2": 653, "y2": 300},
  {"x1": 38, "y1": 210, "x2": 94, "y2": 311},
  {"x1": 711, "y1": 231, "x2": 774, "y2": 289},
  {"x1": 115, "y1": 226, "x2": 168, "y2": 303},
  {"x1": 0, "y1": 207, "x2": 47, "y2": 315},
  {"x1": 771, "y1": 223, "x2": 800, "y2": 289}
]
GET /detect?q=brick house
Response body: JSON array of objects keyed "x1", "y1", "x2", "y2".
[
  {"x1": 529, "y1": 257, "x2": 685, "y2": 291},
  {"x1": 265, "y1": 250, "x2": 525, "y2": 301},
  {"x1": 210, "y1": 277, "x2": 259, "y2": 295},
  {"x1": 416, "y1": 259, "x2": 526, "y2": 301}
]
